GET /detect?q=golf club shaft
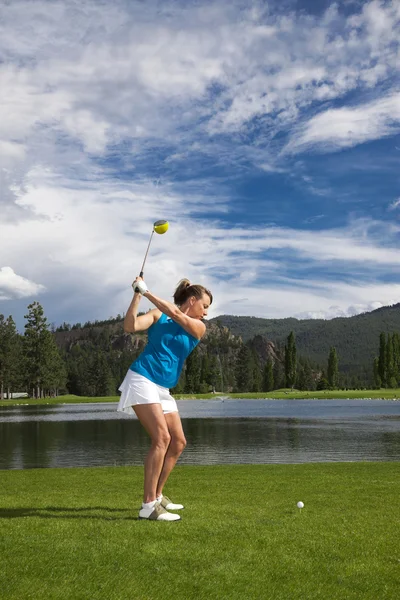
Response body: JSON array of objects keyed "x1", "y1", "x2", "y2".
[{"x1": 139, "y1": 230, "x2": 154, "y2": 277}]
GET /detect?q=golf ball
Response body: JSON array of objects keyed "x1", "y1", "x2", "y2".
[{"x1": 297, "y1": 501, "x2": 304, "y2": 509}]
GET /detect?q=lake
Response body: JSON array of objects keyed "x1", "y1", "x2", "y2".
[{"x1": 0, "y1": 399, "x2": 399, "y2": 469}]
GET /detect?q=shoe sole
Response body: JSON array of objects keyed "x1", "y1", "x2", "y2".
[{"x1": 138, "y1": 517, "x2": 181, "y2": 521}]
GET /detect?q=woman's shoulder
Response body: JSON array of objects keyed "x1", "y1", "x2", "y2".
[{"x1": 149, "y1": 308, "x2": 163, "y2": 323}]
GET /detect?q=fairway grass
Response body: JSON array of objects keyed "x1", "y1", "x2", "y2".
[{"x1": 1, "y1": 463, "x2": 399, "y2": 599}]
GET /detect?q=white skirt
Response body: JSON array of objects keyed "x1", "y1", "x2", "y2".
[{"x1": 117, "y1": 370, "x2": 178, "y2": 415}]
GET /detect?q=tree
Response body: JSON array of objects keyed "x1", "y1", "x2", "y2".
[
  {"x1": 327, "y1": 346, "x2": 339, "y2": 389},
  {"x1": 45, "y1": 347, "x2": 68, "y2": 396},
  {"x1": 385, "y1": 334, "x2": 395, "y2": 388},
  {"x1": 235, "y1": 344, "x2": 254, "y2": 392},
  {"x1": 23, "y1": 302, "x2": 66, "y2": 398},
  {"x1": 273, "y1": 358, "x2": 285, "y2": 390},
  {"x1": 0, "y1": 315, "x2": 22, "y2": 399},
  {"x1": 184, "y1": 347, "x2": 201, "y2": 393},
  {"x1": 250, "y1": 349, "x2": 261, "y2": 392},
  {"x1": 284, "y1": 331, "x2": 296, "y2": 389},
  {"x1": 392, "y1": 333, "x2": 400, "y2": 382},
  {"x1": 296, "y1": 360, "x2": 315, "y2": 391},
  {"x1": 262, "y1": 359, "x2": 274, "y2": 392},
  {"x1": 378, "y1": 332, "x2": 386, "y2": 387},
  {"x1": 87, "y1": 350, "x2": 115, "y2": 396},
  {"x1": 317, "y1": 372, "x2": 329, "y2": 390},
  {"x1": 373, "y1": 357, "x2": 381, "y2": 388},
  {"x1": 200, "y1": 354, "x2": 210, "y2": 391},
  {"x1": 387, "y1": 333, "x2": 399, "y2": 386},
  {"x1": 207, "y1": 354, "x2": 223, "y2": 393}
]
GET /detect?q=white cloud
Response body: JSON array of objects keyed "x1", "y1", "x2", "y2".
[
  {"x1": 389, "y1": 198, "x2": 400, "y2": 211},
  {"x1": 285, "y1": 93, "x2": 400, "y2": 154},
  {"x1": 0, "y1": 0, "x2": 398, "y2": 166},
  {"x1": 296, "y1": 302, "x2": 385, "y2": 320},
  {"x1": 260, "y1": 162, "x2": 287, "y2": 174},
  {"x1": 0, "y1": 267, "x2": 45, "y2": 301},
  {"x1": 211, "y1": 279, "x2": 400, "y2": 322}
]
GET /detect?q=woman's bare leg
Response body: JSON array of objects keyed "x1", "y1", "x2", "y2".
[
  {"x1": 133, "y1": 404, "x2": 171, "y2": 503},
  {"x1": 156, "y1": 412, "x2": 186, "y2": 497}
]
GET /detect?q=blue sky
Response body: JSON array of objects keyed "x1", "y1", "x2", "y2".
[{"x1": 0, "y1": 0, "x2": 399, "y2": 330}]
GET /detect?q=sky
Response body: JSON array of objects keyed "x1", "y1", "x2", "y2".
[{"x1": 0, "y1": 0, "x2": 400, "y2": 331}]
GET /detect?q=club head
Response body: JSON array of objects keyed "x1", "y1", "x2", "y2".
[{"x1": 153, "y1": 220, "x2": 169, "y2": 234}]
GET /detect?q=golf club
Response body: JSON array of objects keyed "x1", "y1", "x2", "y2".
[{"x1": 139, "y1": 220, "x2": 169, "y2": 277}]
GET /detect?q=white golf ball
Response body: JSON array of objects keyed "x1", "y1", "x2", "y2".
[{"x1": 297, "y1": 501, "x2": 304, "y2": 509}]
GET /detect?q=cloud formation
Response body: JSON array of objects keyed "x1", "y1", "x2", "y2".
[
  {"x1": 0, "y1": 267, "x2": 45, "y2": 301},
  {"x1": 0, "y1": 0, "x2": 399, "y2": 327},
  {"x1": 286, "y1": 94, "x2": 400, "y2": 154}
]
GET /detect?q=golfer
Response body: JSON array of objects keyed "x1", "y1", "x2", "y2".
[{"x1": 118, "y1": 277, "x2": 213, "y2": 521}]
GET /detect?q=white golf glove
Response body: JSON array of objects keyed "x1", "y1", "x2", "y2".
[{"x1": 132, "y1": 279, "x2": 149, "y2": 294}]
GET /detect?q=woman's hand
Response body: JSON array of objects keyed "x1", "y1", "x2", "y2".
[{"x1": 132, "y1": 276, "x2": 149, "y2": 295}]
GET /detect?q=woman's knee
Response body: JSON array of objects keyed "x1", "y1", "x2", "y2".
[
  {"x1": 152, "y1": 430, "x2": 171, "y2": 451},
  {"x1": 170, "y1": 435, "x2": 186, "y2": 454}
]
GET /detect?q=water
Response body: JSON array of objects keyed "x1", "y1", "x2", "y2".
[{"x1": 0, "y1": 399, "x2": 399, "y2": 469}]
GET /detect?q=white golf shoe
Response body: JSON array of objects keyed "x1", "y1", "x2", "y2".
[
  {"x1": 160, "y1": 495, "x2": 184, "y2": 510},
  {"x1": 138, "y1": 501, "x2": 180, "y2": 522}
]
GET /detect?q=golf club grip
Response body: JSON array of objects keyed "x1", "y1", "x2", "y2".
[{"x1": 139, "y1": 270, "x2": 144, "y2": 277}]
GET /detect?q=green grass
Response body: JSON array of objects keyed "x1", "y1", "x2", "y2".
[
  {"x1": 2, "y1": 388, "x2": 400, "y2": 406},
  {"x1": 0, "y1": 394, "x2": 118, "y2": 406},
  {"x1": 224, "y1": 388, "x2": 400, "y2": 400},
  {"x1": 0, "y1": 463, "x2": 399, "y2": 599}
]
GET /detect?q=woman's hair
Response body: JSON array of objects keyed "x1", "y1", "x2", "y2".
[{"x1": 173, "y1": 279, "x2": 213, "y2": 306}]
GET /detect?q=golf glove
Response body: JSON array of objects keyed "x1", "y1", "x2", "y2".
[{"x1": 132, "y1": 280, "x2": 149, "y2": 295}]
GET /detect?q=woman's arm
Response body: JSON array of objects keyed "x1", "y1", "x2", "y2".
[
  {"x1": 143, "y1": 290, "x2": 206, "y2": 340},
  {"x1": 123, "y1": 292, "x2": 161, "y2": 333}
]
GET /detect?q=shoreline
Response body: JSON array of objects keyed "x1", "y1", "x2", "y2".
[{"x1": 1, "y1": 388, "x2": 400, "y2": 407}]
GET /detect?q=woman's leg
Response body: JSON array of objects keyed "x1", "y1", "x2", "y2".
[
  {"x1": 133, "y1": 403, "x2": 171, "y2": 503},
  {"x1": 156, "y1": 412, "x2": 186, "y2": 497}
]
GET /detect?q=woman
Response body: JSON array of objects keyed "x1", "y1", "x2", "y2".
[{"x1": 118, "y1": 276, "x2": 213, "y2": 522}]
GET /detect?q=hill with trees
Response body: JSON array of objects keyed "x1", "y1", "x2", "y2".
[
  {"x1": 211, "y1": 303, "x2": 400, "y2": 373},
  {"x1": 2, "y1": 302, "x2": 400, "y2": 398}
]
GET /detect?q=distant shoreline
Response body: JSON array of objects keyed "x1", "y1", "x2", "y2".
[{"x1": 1, "y1": 388, "x2": 400, "y2": 406}]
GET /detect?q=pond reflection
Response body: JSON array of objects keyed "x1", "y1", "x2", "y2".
[{"x1": 0, "y1": 399, "x2": 399, "y2": 469}]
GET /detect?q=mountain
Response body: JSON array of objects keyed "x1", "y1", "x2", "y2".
[{"x1": 210, "y1": 303, "x2": 400, "y2": 372}]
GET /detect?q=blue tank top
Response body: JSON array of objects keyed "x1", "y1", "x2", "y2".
[{"x1": 130, "y1": 313, "x2": 200, "y2": 388}]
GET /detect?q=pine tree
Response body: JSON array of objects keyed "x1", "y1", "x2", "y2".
[
  {"x1": 284, "y1": 331, "x2": 296, "y2": 389},
  {"x1": 327, "y1": 346, "x2": 339, "y2": 389},
  {"x1": 390, "y1": 333, "x2": 399, "y2": 386},
  {"x1": 236, "y1": 344, "x2": 253, "y2": 392},
  {"x1": 87, "y1": 350, "x2": 115, "y2": 396},
  {"x1": 23, "y1": 302, "x2": 66, "y2": 398},
  {"x1": 385, "y1": 334, "x2": 396, "y2": 388},
  {"x1": 184, "y1": 347, "x2": 201, "y2": 393},
  {"x1": 208, "y1": 354, "x2": 223, "y2": 393},
  {"x1": 251, "y1": 349, "x2": 262, "y2": 393},
  {"x1": 393, "y1": 333, "x2": 400, "y2": 375},
  {"x1": 44, "y1": 346, "x2": 68, "y2": 396},
  {"x1": 0, "y1": 315, "x2": 22, "y2": 399},
  {"x1": 262, "y1": 359, "x2": 274, "y2": 392},
  {"x1": 378, "y1": 332, "x2": 386, "y2": 387},
  {"x1": 296, "y1": 359, "x2": 315, "y2": 391},
  {"x1": 200, "y1": 354, "x2": 210, "y2": 391},
  {"x1": 23, "y1": 302, "x2": 49, "y2": 398},
  {"x1": 317, "y1": 371, "x2": 329, "y2": 390},
  {"x1": 273, "y1": 358, "x2": 285, "y2": 390},
  {"x1": 373, "y1": 357, "x2": 381, "y2": 388}
]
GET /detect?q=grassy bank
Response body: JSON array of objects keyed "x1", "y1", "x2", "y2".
[
  {"x1": 1, "y1": 388, "x2": 400, "y2": 406},
  {"x1": 0, "y1": 463, "x2": 398, "y2": 600}
]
